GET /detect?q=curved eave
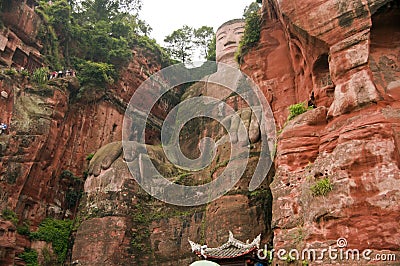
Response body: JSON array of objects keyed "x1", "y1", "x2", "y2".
[{"x1": 194, "y1": 246, "x2": 257, "y2": 260}]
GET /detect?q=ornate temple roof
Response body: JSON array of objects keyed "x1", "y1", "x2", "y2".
[{"x1": 188, "y1": 231, "x2": 260, "y2": 259}]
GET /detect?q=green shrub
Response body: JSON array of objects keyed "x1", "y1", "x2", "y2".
[
  {"x1": 288, "y1": 102, "x2": 312, "y2": 120},
  {"x1": 60, "y1": 170, "x2": 75, "y2": 179},
  {"x1": 18, "y1": 249, "x2": 39, "y2": 266},
  {"x1": 249, "y1": 189, "x2": 271, "y2": 201},
  {"x1": 83, "y1": 170, "x2": 89, "y2": 179},
  {"x1": 4, "y1": 68, "x2": 17, "y2": 76},
  {"x1": 131, "y1": 35, "x2": 174, "y2": 67},
  {"x1": 2, "y1": 209, "x2": 18, "y2": 225},
  {"x1": 32, "y1": 67, "x2": 49, "y2": 86},
  {"x1": 236, "y1": 2, "x2": 262, "y2": 62},
  {"x1": 17, "y1": 222, "x2": 31, "y2": 236},
  {"x1": 65, "y1": 189, "x2": 82, "y2": 209},
  {"x1": 86, "y1": 153, "x2": 94, "y2": 161},
  {"x1": 77, "y1": 60, "x2": 115, "y2": 87},
  {"x1": 311, "y1": 177, "x2": 333, "y2": 197},
  {"x1": 30, "y1": 218, "x2": 73, "y2": 263},
  {"x1": 21, "y1": 69, "x2": 30, "y2": 77}
]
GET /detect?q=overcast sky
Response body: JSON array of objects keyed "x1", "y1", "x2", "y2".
[{"x1": 140, "y1": 0, "x2": 254, "y2": 60}]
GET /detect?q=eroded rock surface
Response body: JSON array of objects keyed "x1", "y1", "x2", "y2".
[
  {"x1": 71, "y1": 140, "x2": 270, "y2": 265},
  {"x1": 2, "y1": 0, "x2": 400, "y2": 265},
  {"x1": 0, "y1": 45, "x2": 174, "y2": 264},
  {"x1": 0, "y1": 0, "x2": 43, "y2": 70},
  {"x1": 238, "y1": 0, "x2": 400, "y2": 264}
]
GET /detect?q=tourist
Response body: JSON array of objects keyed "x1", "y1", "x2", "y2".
[{"x1": 0, "y1": 122, "x2": 7, "y2": 134}]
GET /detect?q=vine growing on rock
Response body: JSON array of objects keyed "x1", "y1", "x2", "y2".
[
  {"x1": 18, "y1": 249, "x2": 39, "y2": 266},
  {"x1": 1, "y1": 208, "x2": 18, "y2": 225},
  {"x1": 30, "y1": 218, "x2": 74, "y2": 264},
  {"x1": 60, "y1": 170, "x2": 84, "y2": 211},
  {"x1": 35, "y1": 5, "x2": 63, "y2": 70}
]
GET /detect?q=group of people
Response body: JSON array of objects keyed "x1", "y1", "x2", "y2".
[
  {"x1": 1, "y1": 66, "x2": 76, "y2": 81},
  {"x1": 48, "y1": 69, "x2": 76, "y2": 80},
  {"x1": 0, "y1": 122, "x2": 7, "y2": 135}
]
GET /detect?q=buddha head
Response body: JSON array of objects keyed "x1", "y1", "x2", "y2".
[{"x1": 216, "y1": 19, "x2": 245, "y2": 67}]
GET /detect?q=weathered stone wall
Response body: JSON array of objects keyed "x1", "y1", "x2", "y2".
[
  {"x1": 0, "y1": 47, "x2": 172, "y2": 264},
  {"x1": 0, "y1": 0, "x2": 43, "y2": 70},
  {"x1": 239, "y1": 0, "x2": 400, "y2": 264},
  {"x1": 1, "y1": 0, "x2": 400, "y2": 265},
  {"x1": 71, "y1": 140, "x2": 271, "y2": 265}
]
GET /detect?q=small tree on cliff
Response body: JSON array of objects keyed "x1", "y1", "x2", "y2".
[
  {"x1": 164, "y1": 25, "x2": 194, "y2": 64},
  {"x1": 236, "y1": 1, "x2": 262, "y2": 63}
]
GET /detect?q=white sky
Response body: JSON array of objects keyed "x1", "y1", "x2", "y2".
[{"x1": 140, "y1": 0, "x2": 254, "y2": 61}]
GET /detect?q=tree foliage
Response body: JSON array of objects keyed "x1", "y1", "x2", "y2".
[
  {"x1": 164, "y1": 25, "x2": 194, "y2": 64},
  {"x1": 236, "y1": 1, "x2": 262, "y2": 63},
  {"x1": 164, "y1": 25, "x2": 215, "y2": 63},
  {"x1": 194, "y1": 26, "x2": 214, "y2": 59},
  {"x1": 243, "y1": 1, "x2": 261, "y2": 18},
  {"x1": 206, "y1": 35, "x2": 216, "y2": 61},
  {"x1": 76, "y1": 61, "x2": 115, "y2": 87},
  {"x1": 18, "y1": 249, "x2": 39, "y2": 266},
  {"x1": 30, "y1": 218, "x2": 73, "y2": 264},
  {"x1": 79, "y1": 0, "x2": 141, "y2": 22},
  {"x1": 34, "y1": 0, "x2": 172, "y2": 87},
  {"x1": 32, "y1": 67, "x2": 49, "y2": 87}
]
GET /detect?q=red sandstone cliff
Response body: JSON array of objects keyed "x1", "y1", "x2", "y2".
[
  {"x1": 0, "y1": 42, "x2": 174, "y2": 263},
  {"x1": 0, "y1": 0, "x2": 43, "y2": 70},
  {"x1": 241, "y1": 0, "x2": 400, "y2": 264},
  {"x1": 70, "y1": 0, "x2": 400, "y2": 264},
  {"x1": 1, "y1": 0, "x2": 400, "y2": 265}
]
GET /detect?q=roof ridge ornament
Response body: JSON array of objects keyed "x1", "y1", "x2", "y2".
[
  {"x1": 189, "y1": 239, "x2": 202, "y2": 252},
  {"x1": 228, "y1": 230, "x2": 234, "y2": 242}
]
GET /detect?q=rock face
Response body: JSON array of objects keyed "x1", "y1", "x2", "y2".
[
  {"x1": 239, "y1": 0, "x2": 400, "y2": 264},
  {"x1": 71, "y1": 141, "x2": 270, "y2": 265},
  {"x1": 1, "y1": 0, "x2": 400, "y2": 265},
  {"x1": 72, "y1": 0, "x2": 400, "y2": 264},
  {"x1": 0, "y1": 0, "x2": 43, "y2": 70},
  {"x1": 0, "y1": 44, "x2": 172, "y2": 264},
  {"x1": 0, "y1": 220, "x2": 16, "y2": 265}
]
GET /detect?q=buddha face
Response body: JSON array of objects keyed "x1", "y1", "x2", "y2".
[{"x1": 216, "y1": 20, "x2": 245, "y2": 65}]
